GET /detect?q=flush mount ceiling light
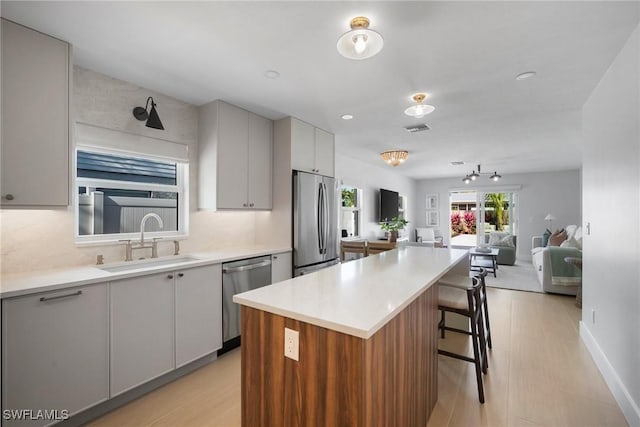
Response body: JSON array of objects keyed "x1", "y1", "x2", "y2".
[
  {"x1": 380, "y1": 150, "x2": 408, "y2": 167},
  {"x1": 133, "y1": 96, "x2": 164, "y2": 130},
  {"x1": 404, "y1": 93, "x2": 435, "y2": 118},
  {"x1": 341, "y1": 114, "x2": 354, "y2": 120},
  {"x1": 462, "y1": 164, "x2": 502, "y2": 184},
  {"x1": 337, "y1": 16, "x2": 384, "y2": 60}
]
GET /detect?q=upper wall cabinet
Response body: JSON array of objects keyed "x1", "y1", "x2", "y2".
[
  {"x1": 1, "y1": 19, "x2": 70, "y2": 207},
  {"x1": 290, "y1": 118, "x2": 335, "y2": 177},
  {"x1": 199, "y1": 100, "x2": 273, "y2": 210}
]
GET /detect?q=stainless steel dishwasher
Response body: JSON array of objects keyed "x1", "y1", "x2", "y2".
[{"x1": 220, "y1": 255, "x2": 272, "y2": 353}]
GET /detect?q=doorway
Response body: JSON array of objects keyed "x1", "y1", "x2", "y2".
[{"x1": 449, "y1": 190, "x2": 518, "y2": 247}]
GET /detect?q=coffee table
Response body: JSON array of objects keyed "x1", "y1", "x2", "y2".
[{"x1": 469, "y1": 247, "x2": 499, "y2": 277}]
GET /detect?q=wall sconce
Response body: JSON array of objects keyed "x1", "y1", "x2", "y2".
[{"x1": 133, "y1": 97, "x2": 164, "y2": 130}]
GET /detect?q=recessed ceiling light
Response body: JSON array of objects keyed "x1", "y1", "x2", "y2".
[
  {"x1": 264, "y1": 70, "x2": 280, "y2": 79},
  {"x1": 341, "y1": 114, "x2": 354, "y2": 120},
  {"x1": 515, "y1": 71, "x2": 536, "y2": 81}
]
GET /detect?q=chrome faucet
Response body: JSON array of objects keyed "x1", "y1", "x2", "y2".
[{"x1": 140, "y1": 213, "x2": 163, "y2": 245}]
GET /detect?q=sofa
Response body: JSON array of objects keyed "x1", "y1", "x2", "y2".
[
  {"x1": 483, "y1": 232, "x2": 517, "y2": 265},
  {"x1": 531, "y1": 225, "x2": 582, "y2": 295}
]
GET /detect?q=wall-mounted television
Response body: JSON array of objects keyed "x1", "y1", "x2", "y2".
[{"x1": 378, "y1": 188, "x2": 399, "y2": 222}]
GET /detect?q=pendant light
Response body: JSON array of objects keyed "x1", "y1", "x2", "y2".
[
  {"x1": 462, "y1": 164, "x2": 502, "y2": 183},
  {"x1": 337, "y1": 16, "x2": 384, "y2": 60},
  {"x1": 404, "y1": 94, "x2": 435, "y2": 118}
]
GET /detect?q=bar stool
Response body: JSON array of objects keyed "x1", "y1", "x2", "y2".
[
  {"x1": 438, "y1": 275, "x2": 488, "y2": 403},
  {"x1": 438, "y1": 268, "x2": 492, "y2": 349},
  {"x1": 340, "y1": 241, "x2": 368, "y2": 261}
]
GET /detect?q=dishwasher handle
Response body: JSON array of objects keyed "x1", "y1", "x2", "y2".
[{"x1": 222, "y1": 259, "x2": 272, "y2": 273}]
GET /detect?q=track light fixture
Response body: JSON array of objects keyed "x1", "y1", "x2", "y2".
[
  {"x1": 133, "y1": 96, "x2": 164, "y2": 130},
  {"x1": 462, "y1": 164, "x2": 502, "y2": 184}
]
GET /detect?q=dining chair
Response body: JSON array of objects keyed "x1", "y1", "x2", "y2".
[{"x1": 340, "y1": 241, "x2": 368, "y2": 261}]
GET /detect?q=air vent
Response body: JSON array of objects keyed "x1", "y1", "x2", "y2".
[
  {"x1": 404, "y1": 124, "x2": 431, "y2": 133},
  {"x1": 450, "y1": 161, "x2": 465, "y2": 166}
]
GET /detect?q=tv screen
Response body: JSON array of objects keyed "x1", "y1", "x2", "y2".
[{"x1": 379, "y1": 189, "x2": 399, "y2": 222}]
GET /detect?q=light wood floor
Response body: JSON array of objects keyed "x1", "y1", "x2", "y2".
[{"x1": 87, "y1": 288, "x2": 628, "y2": 427}]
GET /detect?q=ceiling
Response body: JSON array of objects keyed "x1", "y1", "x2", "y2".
[{"x1": 3, "y1": 1, "x2": 639, "y2": 180}]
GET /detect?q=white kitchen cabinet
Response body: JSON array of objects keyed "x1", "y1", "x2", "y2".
[
  {"x1": 290, "y1": 117, "x2": 335, "y2": 177},
  {"x1": 175, "y1": 264, "x2": 222, "y2": 367},
  {"x1": 110, "y1": 273, "x2": 175, "y2": 397},
  {"x1": 198, "y1": 100, "x2": 273, "y2": 210},
  {"x1": 271, "y1": 251, "x2": 292, "y2": 283},
  {"x1": 1, "y1": 19, "x2": 70, "y2": 207},
  {"x1": 314, "y1": 127, "x2": 335, "y2": 177},
  {"x1": 2, "y1": 283, "x2": 109, "y2": 426}
]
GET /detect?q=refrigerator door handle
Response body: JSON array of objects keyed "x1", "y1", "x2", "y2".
[
  {"x1": 323, "y1": 183, "x2": 329, "y2": 254},
  {"x1": 317, "y1": 183, "x2": 324, "y2": 255}
]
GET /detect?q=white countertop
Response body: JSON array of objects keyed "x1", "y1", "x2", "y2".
[
  {"x1": 0, "y1": 246, "x2": 290, "y2": 299},
  {"x1": 233, "y1": 246, "x2": 468, "y2": 339}
]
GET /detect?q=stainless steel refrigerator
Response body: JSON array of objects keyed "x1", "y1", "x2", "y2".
[{"x1": 293, "y1": 170, "x2": 339, "y2": 276}]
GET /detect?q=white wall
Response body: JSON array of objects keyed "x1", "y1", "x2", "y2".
[
  {"x1": 0, "y1": 67, "x2": 262, "y2": 275},
  {"x1": 415, "y1": 170, "x2": 581, "y2": 260},
  {"x1": 335, "y1": 153, "x2": 417, "y2": 241},
  {"x1": 581, "y1": 24, "x2": 639, "y2": 426}
]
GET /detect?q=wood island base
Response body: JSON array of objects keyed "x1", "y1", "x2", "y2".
[{"x1": 240, "y1": 284, "x2": 438, "y2": 427}]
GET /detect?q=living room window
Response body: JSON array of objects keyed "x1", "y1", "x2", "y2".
[
  {"x1": 75, "y1": 148, "x2": 188, "y2": 243},
  {"x1": 340, "y1": 185, "x2": 362, "y2": 238}
]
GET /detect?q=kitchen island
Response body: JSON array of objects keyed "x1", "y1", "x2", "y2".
[{"x1": 233, "y1": 246, "x2": 468, "y2": 426}]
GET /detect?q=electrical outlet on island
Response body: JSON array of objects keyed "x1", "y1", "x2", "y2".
[{"x1": 284, "y1": 327, "x2": 299, "y2": 361}]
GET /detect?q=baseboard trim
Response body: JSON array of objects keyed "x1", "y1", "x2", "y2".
[{"x1": 580, "y1": 321, "x2": 640, "y2": 427}]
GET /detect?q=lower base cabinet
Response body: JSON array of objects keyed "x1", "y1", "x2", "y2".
[
  {"x1": 175, "y1": 264, "x2": 222, "y2": 367},
  {"x1": 1, "y1": 262, "x2": 223, "y2": 424},
  {"x1": 1, "y1": 283, "x2": 109, "y2": 427},
  {"x1": 110, "y1": 273, "x2": 175, "y2": 397}
]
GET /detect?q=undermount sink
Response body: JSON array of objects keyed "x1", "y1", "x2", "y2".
[{"x1": 99, "y1": 256, "x2": 201, "y2": 273}]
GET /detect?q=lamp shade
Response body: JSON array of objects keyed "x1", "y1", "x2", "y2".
[
  {"x1": 146, "y1": 103, "x2": 164, "y2": 130},
  {"x1": 337, "y1": 17, "x2": 384, "y2": 60},
  {"x1": 544, "y1": 214, "x2": 556, "y2": 221}
]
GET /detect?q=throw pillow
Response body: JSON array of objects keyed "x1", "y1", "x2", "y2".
[
  {"x1": 542, "y1": 229, "x2": 552, "y2": 247},
  {"x1": 560, "y1": 237, "x2": 580, "y2": 249},
  {"x1": 548, "y1": 230, "x2": 567, "y2": 246},
  {"x1": 497, "y1": 234, "x2": 515, "y2": 247},
  {"x1": 566, "y1": 225, "x2": 578, "y2": 240},
  {"x1": 488, "y1": 231, "x2": 510, "y2": 246}
]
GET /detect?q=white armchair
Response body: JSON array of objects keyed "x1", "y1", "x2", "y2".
[{"x1": 416, "y1": 228, "x2": 443, "y2": 246}]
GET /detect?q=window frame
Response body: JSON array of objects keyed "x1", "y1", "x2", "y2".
[
  {"x1": 340, "y1": 185, "x2": 363, "y2": 239},
  {"x1": 74, "y1": 146, "x2": 189, "y2": 245}
]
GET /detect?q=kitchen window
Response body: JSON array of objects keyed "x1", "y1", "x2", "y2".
[{"x1": 75, "y1": 148, "x2": 188, "y2": 243}]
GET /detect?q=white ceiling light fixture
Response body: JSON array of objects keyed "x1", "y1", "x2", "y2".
[
  {"x1": 341, "y1": 114, "x2": 354, "y2": 120},
  {"x1": 404, "y1": 93, "x2": 435, "y2": 118},
  {"x1": 462, "y1": 164, "x2": 502, "y2": 184},
  {"x1": 337, "y1": 16, "x2": 384, "y2": 60},
  {"x1": 380, "y1": 150, "x2": 408, "y2": 167}
]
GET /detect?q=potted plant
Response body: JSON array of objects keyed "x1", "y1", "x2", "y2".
[{"x1": 380, "y1": 216, "x2": 409, "y2": 243}]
